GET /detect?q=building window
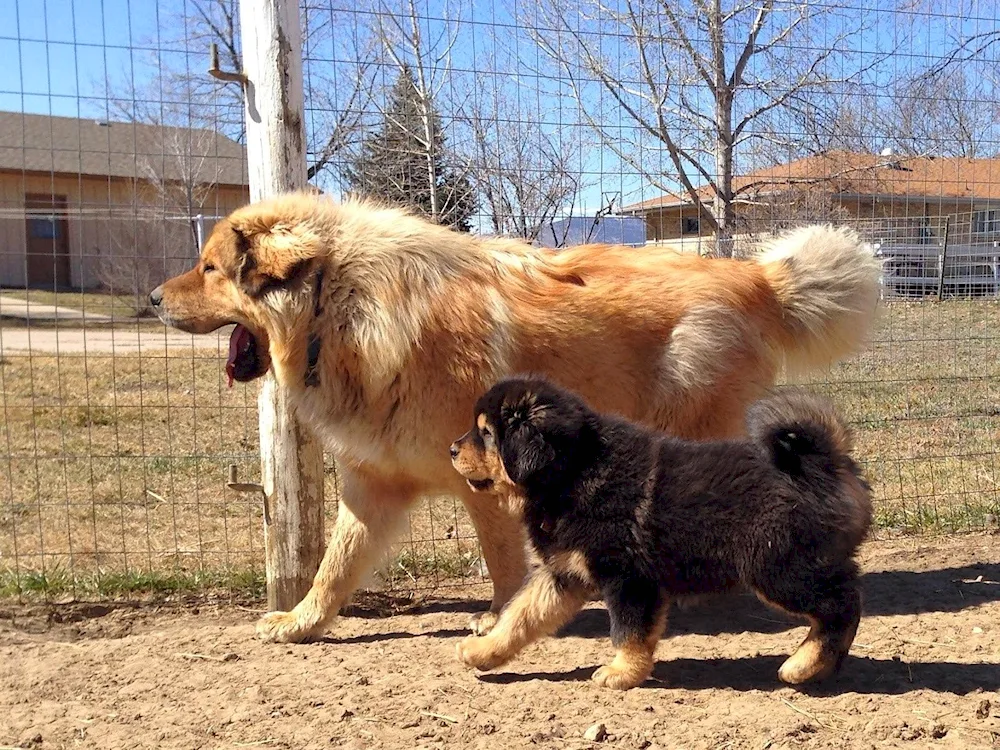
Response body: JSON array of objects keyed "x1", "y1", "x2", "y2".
[
  {"x1": 972, "y1": 209, "x2": 1000, "y2": 235},
  {"x1": 682, "y1": 216, "x2": 700, "y2": 235},
  {"x1": 30, "y1": 216, "x2": 59, "y2": 239}
]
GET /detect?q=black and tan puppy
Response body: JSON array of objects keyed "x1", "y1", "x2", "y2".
[{"x1": 449, "y1": 376, "x2": 872, "y2": 690}]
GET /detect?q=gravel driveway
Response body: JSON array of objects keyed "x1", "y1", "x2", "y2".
[{"x1": 0, "y1": 325, "x2": 232, "y2": 354}]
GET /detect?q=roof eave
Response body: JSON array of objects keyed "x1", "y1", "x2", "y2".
[{"x1": 621, "y1": 190, "x2": 1000, "y2": 215}]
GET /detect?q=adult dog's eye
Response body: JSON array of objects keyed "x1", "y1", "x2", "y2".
[{"x1": 203, "y1": 263, "x2": 216, "y2": 273}]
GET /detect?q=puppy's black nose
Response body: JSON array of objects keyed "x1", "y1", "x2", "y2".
[
  {"x1": 449, "y1": 443, "x2": 459, "y2": 458},
  {"x1": 149, "y1": 286, "x2": 164, "y2": 308}
]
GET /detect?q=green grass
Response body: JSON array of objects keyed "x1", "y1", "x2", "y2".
[
  {"x1": 0, "y1": 564, "x2": 266, "y2": 600},
  {"x1": 2, "y1": 298, "x2": 1000, "y2": 601},
  {"x1": 379, "y1": 545, "x2": 485, "y2": 587},
  {"x1": 788, "y1": 299, "x2": 1000, "y2": 537}
]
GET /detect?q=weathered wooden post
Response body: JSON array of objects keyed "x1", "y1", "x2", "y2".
[
  {"x1": 233, "y1": 0, "x2": 326, "y2": 610},
  {"x1": 937, "y1": 216, "x2": 951, "y2": 301}
]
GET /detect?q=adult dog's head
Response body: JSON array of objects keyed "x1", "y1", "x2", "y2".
[
  {"x1": 148, "y1": 194, "x2": 325, "y2": 386},
  {"x1": 450, "y1": 376, "x2": 597, "y2": 506}
]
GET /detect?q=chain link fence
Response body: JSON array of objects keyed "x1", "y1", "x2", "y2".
[{"x1": 2, "y1": 0, "x2": 1000, "y2": 602}]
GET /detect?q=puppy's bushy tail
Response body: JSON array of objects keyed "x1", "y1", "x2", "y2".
[{"x1": 747, "y1": 390, "x2": 873, "y2": 547}]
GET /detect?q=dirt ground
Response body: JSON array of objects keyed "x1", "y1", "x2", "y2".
[{"x1": 2, "y1": 536, "x2": 1000, "y2": 750}]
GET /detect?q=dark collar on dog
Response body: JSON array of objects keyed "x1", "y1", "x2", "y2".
[{"x1": 304, "y1": 269, "x2": 325, "y2": 388}]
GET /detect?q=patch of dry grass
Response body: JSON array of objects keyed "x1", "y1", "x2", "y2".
[
  {"x1": 0, "y1": 288, "x2": 148, "y2": 320},
  {"x1": 798, "y1": 299, "x2": 1000, "y2": 535},
  {"x1": 2, "y1": 298, "x2": 999, "y2": 599}
]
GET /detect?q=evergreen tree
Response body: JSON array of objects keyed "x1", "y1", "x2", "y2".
[{"x1": 344, "y1": 65, "x2": 476, "y2": 231}]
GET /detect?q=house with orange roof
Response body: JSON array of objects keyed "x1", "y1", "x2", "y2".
[{"x1": 619, "y1": 151, "x2": 1000, "y2": 248}]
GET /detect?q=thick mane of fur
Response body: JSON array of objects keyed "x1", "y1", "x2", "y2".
[
  {"x1": 233, "y1": 193, "x2": 576, "y2": 382},
  {"x1": 242, "y1": 192, "x2": 562, "y2": 283}
]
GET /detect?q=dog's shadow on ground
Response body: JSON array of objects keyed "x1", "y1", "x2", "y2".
[
  {"x1": 661, "y1": 563, "x2": 1000, "y2": 638},
  {"x1": 317, "y1": 628, "x2": 469, "y2": 645},
  {"x1": 346, "y1": 563, "x2": 1000, "y2": 639},
  {"x1": 479, "y1": 654, "x2": 1000, "y2": 695}
]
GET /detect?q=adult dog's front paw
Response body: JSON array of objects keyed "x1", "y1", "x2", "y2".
[
  {"x1": 456, "y1": 635, "x2": 510, "y2": 671},
  {"x1": 468, "y1": 610, "x2": 499, "y2": 636},
  {"x1": 255, "y1": 611, "x2": 323, "y2": 643}
]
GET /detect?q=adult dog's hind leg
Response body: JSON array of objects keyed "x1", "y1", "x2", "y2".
[
  {"x1": 462, "y1": 490, "x2": 529, "y2": 635},
  {"x1": 592, "y1": 579, "x2": 668, "y2": 690},
  {"x1": 456, "y1": 566, "x2": 587, "y2": 671},
  {"x1": 256, "y1": 465, "x2": 416, "y2": 643}
]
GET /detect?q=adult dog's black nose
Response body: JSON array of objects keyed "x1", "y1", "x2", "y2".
[
  {"x1": 449, "y1": 443, "x2": 459, "y2": 458},
  {"x1": 149, "y1": 286, "x2": 164, "y2": 308}
]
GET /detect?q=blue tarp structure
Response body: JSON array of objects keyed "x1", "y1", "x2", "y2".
[{"x1": 535, "y1": 216, "x2": 647, "y2": 248}]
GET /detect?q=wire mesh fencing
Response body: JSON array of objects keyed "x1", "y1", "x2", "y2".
[{"x1": 2, "y1": 0, "x2": 1000, "y2": 603}]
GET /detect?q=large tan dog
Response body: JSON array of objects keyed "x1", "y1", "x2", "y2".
[{"x1": 149, "y1": 192, "x2": 880, "y2": 644}]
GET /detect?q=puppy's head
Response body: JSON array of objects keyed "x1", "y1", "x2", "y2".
[
  {"x1": 450, "y1": 376, "x2": 594, "y2": 503},
  {"x1": 450, "y1": 410, "x2": 518, "y2": 498},
  {"x1": 148, "y1": 194, "x2": 324, "y2": 385}
]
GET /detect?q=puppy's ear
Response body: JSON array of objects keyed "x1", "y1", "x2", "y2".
[
  {"x1": 500, "y1": 422, "x2": 555, "y2": 484},
  {"x1": 228, "y1": 213, "x2": 320, "y2": 296}
]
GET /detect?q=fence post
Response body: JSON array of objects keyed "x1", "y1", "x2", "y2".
[
  {"x1": 937, "y1": 216, "x2": 951, "y2": 301},
  {"x1": 237, "y1": 0, "x2": 326, "y2": 611},
  {"x1": 194, "y1": 214, "x2": 206, "y2": 250}
]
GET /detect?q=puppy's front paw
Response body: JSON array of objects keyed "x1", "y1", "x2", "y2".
[
  {"x1": 468, "y1": 610, "x2": 499, "y2": 636},
  {"x1": 591, "y1": 663, "x2": 647, "y2": 691},
  {"x1": 255, "y1": 611, "x2": 322, "y2": 644},
  {"x1": 456, "y1": 635, "x2": 509, "y2": 671}
]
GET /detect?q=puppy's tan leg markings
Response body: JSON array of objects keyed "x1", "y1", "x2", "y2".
[
  {"x1": 256, "y1": 468, "x2": 415, "y2": 643},
  {"x1": 779, "y1": 612, "x2": 860, "y2": 685},
  {"x1": 778, "y1": 618, "x2": 838, "y2": 684},
  {"x1": 548, "y1": 550, "x2": 594, "y2": 589},
  {"x1": 755, "y1": 592, "x2": 860, "y2": 685},
  {"x1": 591, "y1": 599, "x2": 668, "y2": 690},
  {"x1": 457, "y1": 567, "x2": 587, "y2": 671},
  {"x1": 591, "y1": 641, "x2": 657, "y2": 691}
]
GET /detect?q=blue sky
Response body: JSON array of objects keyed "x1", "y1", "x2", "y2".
[{"x1": 0, "y1": 0, "x2": 165, "y2": 119}]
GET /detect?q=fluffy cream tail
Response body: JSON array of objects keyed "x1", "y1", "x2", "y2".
[{"x1": 758, "y1": 225, "x2": 882, "y2": 373}]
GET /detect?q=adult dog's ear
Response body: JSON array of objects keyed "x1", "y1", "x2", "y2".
[
  {"x1": 228, "y1": 213, "x2": 320, "y2": 297},
  {"x1": 500, "y1": 421, "x2": 555, "y2": 484}
]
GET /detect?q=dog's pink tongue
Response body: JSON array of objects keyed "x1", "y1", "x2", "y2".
[{"x1": 225, "y1": 324, "x2": 252, "y2": 388}]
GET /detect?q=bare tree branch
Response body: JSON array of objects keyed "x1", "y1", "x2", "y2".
[
  {"x1": 728, "y1": 1, "x2": 772, "y2": 90},
  {"x1": 529, "y1": 0, "x2": 875, "y2": 256},
  {"x1": 103, "y1": 0, "x2": 377, "y2": 183},
  {"x1": 922, "y1": 30, "x2": 1000, "y2": 79},
  {"x1": 463, "y1": 86, "x2": 586, "y2": 239}
]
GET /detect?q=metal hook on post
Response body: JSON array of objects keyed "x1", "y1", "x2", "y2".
[
  {"x1": 226, "y1": 463, "x2": 268, "y2": 523},
  {"x1": 208, "y1": 43, "x2": 248, "y2": 85}
]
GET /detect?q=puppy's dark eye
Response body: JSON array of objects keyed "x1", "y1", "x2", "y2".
[
  {"x1": 480, "y1": 427, "x2": 492, "y2": 441},
  {"x1": 203, "y1": 263, "x2": 216, "y2": 273}
]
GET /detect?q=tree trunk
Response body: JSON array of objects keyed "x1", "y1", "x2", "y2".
[
  {"x1": 712, "y1": 133, "x2": 736, "y2": 258},
  {"x1": 423, "y1": 110, "x2": 440, "y2": 221},
  {"x1": 710, "y1": 0, "x2": 736, "y2": 258}
]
